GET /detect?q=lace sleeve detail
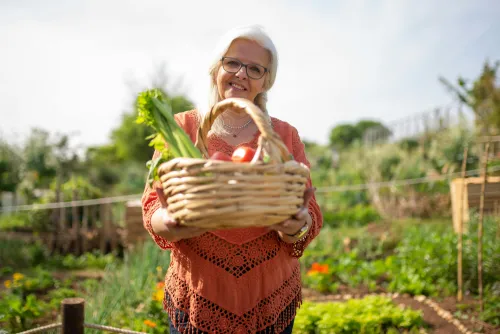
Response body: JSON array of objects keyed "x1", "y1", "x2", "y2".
[
  {"x1": 280, "y1": 127, "x2": 323, "y2": 258},
  {"x1": 140, "y1": 110, "x2": 199, "y2": 250},
  {"x1": 141, "y1": 150, "x2": 174, "y2": 250}
]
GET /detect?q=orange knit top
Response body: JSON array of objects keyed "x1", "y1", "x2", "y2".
[{"x1": 141, "y1": 110, "x2": 323, "y2": 334}]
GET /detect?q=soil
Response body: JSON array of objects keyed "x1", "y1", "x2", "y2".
[{"x1": 302, "y1": 287, "x2": 500, "y2": 334}]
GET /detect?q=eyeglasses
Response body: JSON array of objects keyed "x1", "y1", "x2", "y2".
[{"x1": 221, "y1": 57, "x2": 268, "y2": 80}]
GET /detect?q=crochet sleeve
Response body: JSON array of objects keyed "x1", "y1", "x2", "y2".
[
  {"x1": 141, "y1": 111, "x2": 198, "y2": 250},
  {"x1": 280, "y1": 127, "x2": 323, "y2": 258},
  {"x1": 141, "y1": 149, "x2": 173, "y2": 250}
]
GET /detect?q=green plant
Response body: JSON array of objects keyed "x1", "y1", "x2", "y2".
[
  {"x1": 482, "y1": 284, "x2": 500, "y2": 326},
  {"x1": 0, "y1": 294, "x2": 48, "y2": 332},
  {"x1": 0, "y1": 240, "x2": 48, "y2": 269},
  {"x1": 47, "y1": 288, "x2": 80, "y2": 310},
  {"x1": 8, "y1": 268, "x2": 56, "y2": 296},
  {"x1": 46, "y1": 251, "x2": 116, "y2": 270},
  {"x1": 322, "y1": 205, "x2": 380, "y2": 228},
  {"x1": 82, "y1": 240, "x2": 171, "y2": 332},
  {"x1": 294, "y1": 296, "x2": 423, "y2": 333},
  {"x1": 387, "y1": 223, "x2": 456, "y2": 296},
  {"x1": 302, "y1": 216, "x2": 499, "y2": 303}
]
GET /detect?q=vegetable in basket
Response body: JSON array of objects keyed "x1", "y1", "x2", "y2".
[
  {"x1": 231, "y1": 146, "x2": 256, "y2": 162},
  {"x1": 135, "y1": 88, "x2": 202, "y2": 187}
]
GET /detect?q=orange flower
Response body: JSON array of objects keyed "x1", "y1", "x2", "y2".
[
  {"x1": 156, "y1": 282, "x2": 165, "y2": 290},
  {"x1": 311, "y1": 263, "x2": 322, "y2": 271},
  {"x1": 307, "y1": 262, "x2": 329, "y2": 275},
  {"x1": 317, "y1": 264, "x2": 329, "y2": 274},
  {"x1": 143, "y1": 319, "x2": 157, "y2": 328}
]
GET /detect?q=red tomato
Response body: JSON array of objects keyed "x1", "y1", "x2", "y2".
[
  {"x1": 210, "y1": 151, "x2": 232, "y2": 161},
  {"x1": 231, "y1": 146, "x2": 256, "y2": 163}
]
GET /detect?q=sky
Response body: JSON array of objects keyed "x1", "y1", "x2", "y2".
[{"x1": 1, "y1": 0, "x2": 499, "y2": 149}]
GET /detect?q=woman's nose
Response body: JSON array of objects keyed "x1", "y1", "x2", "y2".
[{"x1": 235, "y1": 65, "x2": 248, "y2": 79}]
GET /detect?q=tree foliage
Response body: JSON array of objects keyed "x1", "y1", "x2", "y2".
[
  {"x1": 439, "y1": 59, "x2": 500, "y2": 134},
  {"x1": 0, "y1": 140, "x2": 23, "y2": 193},
  {"x1": 329, "y1": 120, "x2": 390, "y2": 149}
]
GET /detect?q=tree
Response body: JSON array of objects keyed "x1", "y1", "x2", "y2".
[
  {"x1": 329, "y1": 120, "x2": 390, "y2": 149},
  {"x1": 329, "y1": 124, "x2": 361, "y2": 149},
  {"x1": 0, "y1": 140, "x2": 23, "y2": 193},
  {"x1": 80, "y1": 62, "x2": 195, "y2": 195},
  {"x1": 17, "y1": 128, "x2": 82, "y2": 203},
  {"x1": 439, "y1": 59, "x2": 500, "y2": 135},
  {"x1": 355, "y1": 120, "x2": 392, "y2": 145},
  {"x1": 22, "y1": 128, "x2": 58, "y2": 189},
  {"x1": 110, "y1": 62, "x2": 195, "y2": 164}
]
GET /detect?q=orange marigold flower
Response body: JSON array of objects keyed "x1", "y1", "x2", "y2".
[
  {"x1": 156, "y1": 282, "x2": 165, "y2": 289},
  {"x1": 143, "y1": 319, "x2": 157, "y2": 328},
  {"x1": 318, "y1": 264, "x2": 329, "y2": 274},
  {"x1": 4, "y1": 280, "x2": 12, "y2": 288},
  {"x1": 308, "y1": 262, "x2": 329, "y2": 275},
  {"x1": 311, "y1": 263, "x2": 322, "y2": 271}
]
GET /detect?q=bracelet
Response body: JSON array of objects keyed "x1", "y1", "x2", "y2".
[{"x1": 285, "y1": 221, "x2": 309, "y2": 239}]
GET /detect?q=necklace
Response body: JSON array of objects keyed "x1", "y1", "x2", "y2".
[{"x1": 221, "y1": 116, "x2": 253, "y2": 137}]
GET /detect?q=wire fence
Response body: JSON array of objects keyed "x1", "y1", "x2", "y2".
[
  {"x1": 363, "y1": 102, "x2": 472, "y2": 146},
  {"x1": 2, "y1": 165, "x2": 500, "y2": 215}
]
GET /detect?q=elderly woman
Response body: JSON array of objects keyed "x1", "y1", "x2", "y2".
[{"x1": 141, "y1": 25, "x2": 323, "y2": 334}]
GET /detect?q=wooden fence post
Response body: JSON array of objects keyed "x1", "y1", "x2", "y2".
[
  {"x1": 457, "y1": 146, "x2": 468, "y2": 302},
  {"x1": 82, "y1": 205, "x2": 89, "y2": 253},
  {"x1": 478, "y1": 141, "x2": 490, "y2": 313},
  {"x1": 72, "y1": 189, "x2": 80, "y2": 254},
  {"x1": 62, "y1": 298, "x2": 85, "y2": 334},
  {"x1": 100, "y1": 203, "x2": 112, "y2": 254}
]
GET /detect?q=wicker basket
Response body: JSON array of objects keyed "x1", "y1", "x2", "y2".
[{"x1": 157, "y1": 98, "x2": 310, "y2": 229}]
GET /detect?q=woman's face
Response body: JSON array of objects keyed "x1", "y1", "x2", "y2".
[{"x1": 216, "y1": 39, "x2": 270, "y2": 102}]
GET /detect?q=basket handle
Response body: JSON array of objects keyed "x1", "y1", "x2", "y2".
[{"x1": 195, "y1": 98, "x2": 292, "y2": 163}]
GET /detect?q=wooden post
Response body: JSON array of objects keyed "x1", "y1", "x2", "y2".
[
  {"x1": 496, "y1": 201, "x2": 500, "y2": 240},
  {"x1": 100, "y1": 203, "x2": 111, "y2": 254},
  {"x1": 457, "y1": 146, "x2": 468, "y2": 302},
  {"x1": 54, "y1": 180, "x2": 63, "y2": 253},
  {"x1": 62, "y1": 298, "x2": 85, "y2": 334},
  {"x1": 109, "y1": 204, "x2": 117, "y2": 253},
  {"x1": 72, "y1": 189, "x2": 80, "y2": 254},
  {"x1": 82, "y1": 205, "x2": 89, "y2": 253},
  {"x1": 478, "y1": 141, "x2": 490, "y2": 313}
]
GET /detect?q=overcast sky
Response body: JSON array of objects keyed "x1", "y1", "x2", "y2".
[{"x1": 1, "y1": 0, "x2": 499, "y2": 148}]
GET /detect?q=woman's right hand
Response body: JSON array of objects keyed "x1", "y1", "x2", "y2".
[{"x1": 150, "y1": 188, "x2": 211, "y2": 242}]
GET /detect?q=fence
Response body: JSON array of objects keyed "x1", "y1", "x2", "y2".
[
  {"x1": 15, "y1": 298, "x2": 147, "y2": 334},
  {"x1": 0, "y1": 194, "x2": 131, "y2": 255},
  {"x1": 363, "y1": 102, "x2": 471, "y2": 146}
]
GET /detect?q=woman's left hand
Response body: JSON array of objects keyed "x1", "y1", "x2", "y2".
[{"x1": 268, "y1": 187, "x2": 315, "y2": 242}]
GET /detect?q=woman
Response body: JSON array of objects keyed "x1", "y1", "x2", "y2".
[{"x1": 141, "y1": 25, "x2": 323, "y2": 334}]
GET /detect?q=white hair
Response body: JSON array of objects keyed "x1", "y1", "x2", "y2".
[{"x1": 201, "y1": 25, "x2": 279, "y2": 135}]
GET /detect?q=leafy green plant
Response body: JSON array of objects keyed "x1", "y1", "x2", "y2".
[
  {"x1": 8, "y1": 268, "x2": 56, "y2": 296},
  {"x1": 0, "y1": 240, "x2": 48, "y2": 270},
  {"x1": 323, "y1": 205, "x2": 380, "y2": 228},
  {"x1": 294, "y1": 296, "x2": 424, "y2": 334},
  {"x1": 46, "y1": 251, "x2": 116, "y2": 270},
  {"x1": 303, "y1": 216, "x2": 499, "y2": 304},
  {"x1": 0, "y1": 294, "x2": 48, "y2": 332},
  {"x1": 47, "y1": 288, "x2": 80, "y2": 310}
]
